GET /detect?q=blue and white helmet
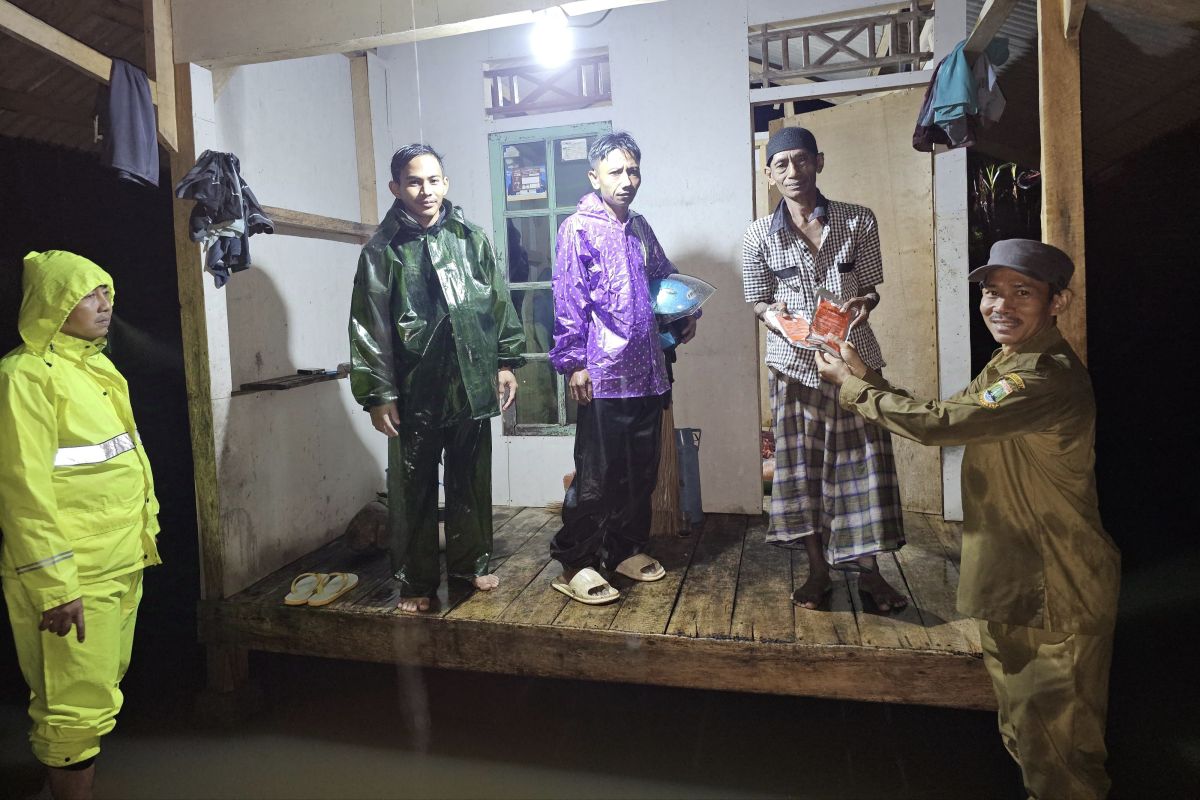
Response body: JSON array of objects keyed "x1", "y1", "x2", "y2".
[{"x1": 648, "y1": 274, "x2": 716, "y2": 324}]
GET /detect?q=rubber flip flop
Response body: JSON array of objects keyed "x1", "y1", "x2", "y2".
[
  {"x1": 307, "y1": 572, "x2": 359, "y2": 607},
  {"x1": 283, "y1": 572, "x2": 324, "y2": 606},
  {"x1": 551, "y1": 567, "x2": 620, "y2": 605}
]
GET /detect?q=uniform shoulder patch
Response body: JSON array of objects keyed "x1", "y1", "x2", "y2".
[{"x1": 977, "y1": 372, "x2": 1025, "y2": 408}]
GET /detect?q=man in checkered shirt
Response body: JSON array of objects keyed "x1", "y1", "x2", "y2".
[{"x1": 742, "y1": 126, "x2": 908, "y2": 612}]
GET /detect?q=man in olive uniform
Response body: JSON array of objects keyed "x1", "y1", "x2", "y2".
[
  {"x1": 816, "y1": 239, "x2": 1120, "y2": 799},
  {"x1": 349, "y1": 144, "x2": 525, "y2": 612}
]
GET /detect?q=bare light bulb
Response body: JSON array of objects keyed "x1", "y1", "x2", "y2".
[{"x1": 530, "y1": 7, "x2": 573, "y2": 68}]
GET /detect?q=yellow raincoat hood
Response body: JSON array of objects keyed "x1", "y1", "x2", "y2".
[{"x1": 18, "y1": 250, "x2": 115, "y2": 356}]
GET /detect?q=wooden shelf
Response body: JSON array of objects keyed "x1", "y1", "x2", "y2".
[
  {"x1": 262, "y1": 205, "x2": 374, "y2": 245},
  {"x1": 236, "y1": 369, "x2": 347, "y2": 395}
]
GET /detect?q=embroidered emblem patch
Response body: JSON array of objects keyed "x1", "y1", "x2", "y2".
[{"x1": 978, "y1": 373, "x2": 1025, "y2": 408}]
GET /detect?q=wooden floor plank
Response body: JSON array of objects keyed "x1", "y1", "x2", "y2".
[
  {"x1": 232, "y1": 536, "x2": 355, "y2": 604},
  {"x1": 665, "y1": 515, "x2": 747, "y2": 639},
  {"x1": 334, "y1": 506, "x2": 553, "y2": 616},
  {"x1": 607, "y1": 530, "x2": 697, "y2": 635},
  {"x1": 906, "y1": 510, "x2": 962, "y2": 566},
  {"x1": 446, "y1": 516, "x2": 559, "y2": 622},
  {"x1": 849, "y1": 553, "x2": 932, "y2": 650},
  {"x1": 730, "y1": 515, "x2": 795, "y2": 643},
  {"x1": 553, "y1": 588, "x2": 623, "y2": 629},
  {"x1": 490, "y1": 507, "x2": 557, "y2": 563},
  {"x1": 894, "y1": 531, "x2": 979, "y2": 655},
  {"x1": 205, "y1": 508, "x2": 994, "y2": 710},
  {"x1": 792, "y1": 551, "x2": 861, "y2": 646},
  {"x1": 202, "y1": 598, "x2": 996, "y2": 709},
  {"x1": 500, "y1": 560, "x2": 571, "y2": 625},
  {"x1": 491, "y1": 505, "x2": 522, "y2": 528}
]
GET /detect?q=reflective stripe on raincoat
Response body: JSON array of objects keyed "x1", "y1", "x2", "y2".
[
  {"x1": 0, "y1": 251, "x2": 161, "y2": 612},
  {"x1": 348, "y1": 200, "x2": 526, "y2": 420}
]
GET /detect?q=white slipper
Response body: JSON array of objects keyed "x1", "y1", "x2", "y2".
[
  {"x1": 307, "y1": 572, "x2": 359, "y2": 607},
  {"x1": 614, "y1": 553, "x2": 666, "y2": 582},
  {"x1": 551, "y1": 567, "x2": 620, "y2": 605},
  {"x1": 283, "y1": 572, "x2": 324, "y2": 606}
]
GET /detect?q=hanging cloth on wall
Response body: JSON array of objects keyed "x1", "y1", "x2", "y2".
[
  {"x1": 912, "y1": 39, "x2": 1006, "y2": 152},
  {"x1": 94, "y1": 59, "x2": 159, "y2": 187},
  {"x1": 173, "y1": 151, "x2": 274, "y2": 288}
]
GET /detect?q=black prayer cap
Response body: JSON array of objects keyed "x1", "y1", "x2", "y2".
[{"x1": 766, "y1": 127, "x2": 819, "y2": 165}]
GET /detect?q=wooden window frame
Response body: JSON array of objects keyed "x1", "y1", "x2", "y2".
[{"x1": 488, "y1": 121, "x2": 612, "y2": 436}]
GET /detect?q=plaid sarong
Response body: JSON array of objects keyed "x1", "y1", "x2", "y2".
[{"x1": 767, "y1": 370, "x2": 905, "y2": 564}]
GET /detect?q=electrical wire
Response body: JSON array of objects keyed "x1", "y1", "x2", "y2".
[{"x1": 567, "y1": 8, "x2": 611, "y2": 28}]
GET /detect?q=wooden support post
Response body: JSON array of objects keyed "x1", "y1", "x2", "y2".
[
  {"x1": 143, "y1": 0, "x2": 178, "y2": 151},
  {"x1": 349, "y1": 54, "x2": 379, "y2": 226},
  {"x1": 168, "y1": 63, "x2": 224, "y2": 601},
  {"x1": 1037, "y1": 0, "x2": 1087, "y2": 361}
]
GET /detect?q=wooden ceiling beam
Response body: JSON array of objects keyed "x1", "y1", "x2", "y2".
[
  {"x1": 963, "y1": 0, "x2": 1021, "y2": 59},
  {"x1": 172, "y1": 0, "x2": 665, "y2": 68},
  {"x1": 0, "y1": 0, "x2": 159, "y2": 101}
]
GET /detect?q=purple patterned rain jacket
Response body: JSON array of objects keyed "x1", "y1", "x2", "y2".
[{"x1": 549, "y1": 192, "x2": 678, "y2": 399}]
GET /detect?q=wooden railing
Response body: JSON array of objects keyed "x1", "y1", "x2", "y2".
[
  {"x1": 485, "y1": 52, "x2": 611, "y2": 119},
  {"x1": 750, "y1": 2, "x2": 933, "y2": 87}
]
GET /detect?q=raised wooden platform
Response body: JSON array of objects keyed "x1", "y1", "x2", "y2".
[{"x1": 199, "y1": 508, "x2": 995, "y2": 710}]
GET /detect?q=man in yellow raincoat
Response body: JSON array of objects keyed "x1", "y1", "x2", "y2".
[{"x1": 0, "y1": 250, "x2": 160, "y2": 800}]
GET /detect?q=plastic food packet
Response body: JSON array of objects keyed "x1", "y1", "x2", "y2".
[
  {"x1": 762, "y1": 308, "x2": 811, "y2": 344},
  {"x1": 803, "y1": 288, "x2": 856, "y2": 356}
]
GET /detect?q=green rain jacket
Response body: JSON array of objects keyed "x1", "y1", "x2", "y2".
[
  {"x1": 0, "y1": 251, "x2": 161, "y2": 612},
  {"x1": 349, "y1": 200, "x2": 525, "y2": 421}
]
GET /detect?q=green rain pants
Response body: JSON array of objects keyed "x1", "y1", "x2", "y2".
[
  {"x1": 388, "y1": 418, "x2": 493, "y2": 597},
  {"x1": 4, "y1": 570, "x2": 142, "y2": 767}
]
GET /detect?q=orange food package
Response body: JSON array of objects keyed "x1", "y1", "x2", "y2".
[
  {"x1": 804, "y1": 293, "x2": 854, "y2": 356},
  {"x1": 764, "y1": 309, "x2": 810, "y2": 344}
]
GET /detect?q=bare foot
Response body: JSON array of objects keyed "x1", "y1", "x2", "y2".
[
  {"x1": 472, "y1": 574, "x2": 499, "y2": 591},
  {"x1": 791, "y1": 571, "x2": 833, "y2": 610},
  {"x1": 397, "y1": 596, "x2": 432, "y2": 613},
  {"x1": 858, "y1": 571, "x2": 909, "y2": 612}
]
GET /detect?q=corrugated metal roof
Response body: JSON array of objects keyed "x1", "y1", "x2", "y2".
[{"x1": 966, "y1": 0, "x2": 1200, "y2": 175}]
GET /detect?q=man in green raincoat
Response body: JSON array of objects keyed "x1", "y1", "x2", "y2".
[
  {"x1": 349, "y1": 144, "x2": 525, "y2": 613},
  {"x1": 0, "y1": 250, "x2": 161, "y2": 800}
]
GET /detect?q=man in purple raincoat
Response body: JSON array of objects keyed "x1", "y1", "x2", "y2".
[{"x1": 547, "y1": 132, "x2": 698, "y2": 605}]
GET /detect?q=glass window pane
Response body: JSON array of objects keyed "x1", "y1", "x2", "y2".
[
  {"x1": 511, "y1": 288, "x2": 554, "y2": 354},
  {"x1": 553, "y1": 134, "x2": 600, "y2": 208},
  {"x1": 505, "y1": 216, "x2": 552, "y2": 285},
  {"x1": 514, "y1": 361, "x2": 558, "y2": 426},
  {"x1": 504, "y1": 142, "x2": 549, "y2": 211}
]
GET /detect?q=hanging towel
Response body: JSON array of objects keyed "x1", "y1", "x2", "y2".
[
  {"x1": 913, "y1": 39, "x2": 1007, "y2": 152},
  {"x1": 96, "y1": 59, "x2": 159, "y2": 187}
]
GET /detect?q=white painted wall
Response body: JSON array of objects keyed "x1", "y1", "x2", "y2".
[
  {"x1": 203, "y1": 55, "x2": 390, "y2": 595},
  {"x1": 379, "y1": 0, "x2": 765, "y2": 513}
]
